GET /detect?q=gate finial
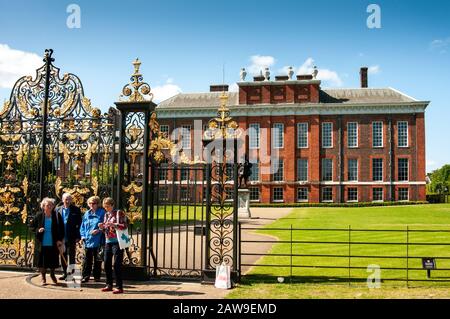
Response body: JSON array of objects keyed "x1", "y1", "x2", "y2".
[
  {"x1": 120, "y1": 58, "x2": 153, "y2": 102},
  {"x1": 204, "y1": 92, "x2": 240, "y2": 140}
]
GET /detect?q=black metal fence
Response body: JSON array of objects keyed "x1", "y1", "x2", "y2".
[
  {"x1": 148, "y1": 163, "x2": 208, "y2": 279},
  {"x1": 239, "y1": 224, "x2": 450, "y2": 286}
]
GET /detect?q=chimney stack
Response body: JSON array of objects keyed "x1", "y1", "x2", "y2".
[
  {"x1": 360, "y1": 67, "x2": 368, "y2": 88},
  {"x1": 210, "y1": 84, "x2": 229, "y2": 92}
]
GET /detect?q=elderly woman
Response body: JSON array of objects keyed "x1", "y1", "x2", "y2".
[
  {"x1": 80, "y1": 196, "x2": 105, "y2": 283},
  {"x1": 99, "y1": 197, "x2": 128, "y2": 294},
  {"x1": 31, "y1": 197, "x2": 65, "y2": 286}
]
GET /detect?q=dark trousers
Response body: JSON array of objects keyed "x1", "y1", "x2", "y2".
[
  {"x1": 61, "y1": 241, "x2": 77, "y2": 275},
  {"x1": 82, "y1": 247, "x2": 102, "y2": 280},
  {"x1": 104, "y1": 243, "x2": 124, "y2": 289}
]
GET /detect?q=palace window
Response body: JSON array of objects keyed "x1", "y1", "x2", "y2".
[
  {"x1": 297, "y1": 159, "x2": 308, "y2": 182},
  {"x1": 249, "y1": 123, "x2": 260, "y2": 149},
  {"x1": 322, "y1": 158, "x2": 333, "y2": 181},
  {"x1": 297, "y1": 187, "x2": 308, "y2": 201},
  {"x1": 322, "y1": 122, "x2": 333, "y2": 148},
  {"x1": 347, "y1": 122, "x2": 358, "y2": 148},
  {"x1": 272, "y1": 123, "x2": 284, "y2": 149},
  {"x1": 160, "y1": 125, "x2": 169, "y2": 138},
  {"x1": 273, "y1": 159, "x2": 284, "y2": 182},
  {"x1": 348, "y1": 159, "x2": 358, "y2": 181},
  {"x1": 372, "y1": 158, "x2": 383, "y2": 181},
  {"x1": 249, "y1": 162, "x2": 259, "y2": 182},
  {"x1": 372, "y1": 188, "x2": 383, "y2": 201},
  {"x1": 399, "y1": 188, "x2": 409, "y2": 201},
  {"x1": 347, "y1": 188, "x2": 358, "y2": 202},
  {"x1": 181, "y1": 125, "x2": 191, "y2": 149},
  {"x1": 322, "y1": 187, "x2": 333, "y2": 202},
  {"x1": 273, "y1": 187, "x2": 284, "y2": 201},
  {"x1": 372, "y1": 122, "x2": 383, "y2": 148},
  {"x1": 398, "y1": 121, "x2": 408, "y2": 147},
  {"x1": 297, "y1": 123, "x2": 308, "y2": 148},
  {"x1": 398, "y1": 158, "x2": 409, "y2": 181},
  {"x1": 250, "y1": 187, "x2": 260, "y2": 201}
]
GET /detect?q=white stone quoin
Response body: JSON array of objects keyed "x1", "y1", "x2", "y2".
[{"x1": 238, "y1": 188, "x2": 251, "y2": 219}]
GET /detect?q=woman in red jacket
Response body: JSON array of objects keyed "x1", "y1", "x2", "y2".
[{"x1": 98, "y1": 197, "x2": 128, "y2": 294}]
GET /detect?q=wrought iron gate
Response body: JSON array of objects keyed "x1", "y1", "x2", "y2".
[
  {"x1": 0, "y1": 50, "x2": 117, "y2": 268},
  {"x1": 149, "y1": 163, "x2": 208, "y2": 278},
  {"x1": 116, "y1": 61, "x2": 241, "y2": 281},
  {"x1": 0, "y1": 50, "x2": 241, "y2": 282}
]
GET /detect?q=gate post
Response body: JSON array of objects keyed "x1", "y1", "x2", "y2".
[
  {"x1": 201, "y1": 92, "x2": 242, "y2": 283},
  {"x1": 115, "y1": 59, "x2": 156, "y2": 280},
  {"x1": 38, "y1": 49, "x2": 54, "y2": 201}
]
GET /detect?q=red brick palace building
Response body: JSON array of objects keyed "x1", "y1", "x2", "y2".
[{"x1": 156, "y1": 67, "x2": 429, "y2": 204}]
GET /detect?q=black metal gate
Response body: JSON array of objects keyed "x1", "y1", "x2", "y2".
[
  {"x1": 0, "y1": 50, "x2": 241, "y2": 282},
  {"x1": 148, "y1": 163, "x2": 208, "y2": 278},
  {"x1": 0, "y1": 50, "x2": 117, "y2": 268},
  {"x1": 115, "y1": 61, "x2": 241, "y2": 281}
]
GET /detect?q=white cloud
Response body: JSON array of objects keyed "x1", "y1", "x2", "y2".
[
  {"x1": 297, "y1": 58, "x2": 315, "y2": 75},
  {"x1": 249, "y1": 56, "x2": 342, "y2": 86},
  {"x1": 278, "y1": 66, "x2": 291, "y2": 75},
  {"x1": 295, "y1": 58, "x2": 343, "y2": 87},
  {"x1": 152, "y1": 79, "x2": 182, "y2": 102},
  {"x1": 430, "y1": 38, "x2": 450, "y2": 53},
  {"x1": 427, "y1": 159, "x2": 438, "y2": 171},
  {"x1": 0, "y1": 44, "x2": 42, "y2": 89},
  {"x1": 247, "y1": 55, "x2": 276, "y2": 75},
  {"x1": 368, "y1": 65, "x2": 380, "y2": 74},
  {"x1": 228, "y1": 83, "x2": 239, "y2": 92}
]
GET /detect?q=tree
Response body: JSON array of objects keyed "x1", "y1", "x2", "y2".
[{"x1": 428, "y1": 164, "x2": 450, "y2": 195}]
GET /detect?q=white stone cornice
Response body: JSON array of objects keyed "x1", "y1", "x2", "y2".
[{"x1": 156, "y1": 102, "x2": 428, "y2": 119}]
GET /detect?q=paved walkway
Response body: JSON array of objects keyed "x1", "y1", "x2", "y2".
[{"x1": 0, "y1": 208, "x2": 292, "y2": 299}]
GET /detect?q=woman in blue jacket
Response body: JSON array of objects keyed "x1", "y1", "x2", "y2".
[
  {"x1": 31, "y1": 197, "x2": 65, "y2": 285},
  {"x1": 80, "y1": 196, "x2": 105, "y2": 283}
]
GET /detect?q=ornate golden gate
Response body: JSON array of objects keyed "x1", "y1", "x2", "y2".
[
  {"x1": 0, "y1": 49, "x2": 117, "y2": 268},
  {"x1": 0, "y1": 50, "x2": 242, "y2": 283}
]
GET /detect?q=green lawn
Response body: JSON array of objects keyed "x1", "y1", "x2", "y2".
[
  {"x1": 151, "y1": 205, "x2": 206, "y2": 228},
  {"x1": 228, "y1": 204, "x2": 450, "y2": 299},
  {"x1": 128, "y1": 205, "x2": 207, "y2": 231}
]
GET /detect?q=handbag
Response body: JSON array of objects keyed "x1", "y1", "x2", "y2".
[
  {"x1": 116, "y1": 227, "x2": 131, "y2": 250},
  {"x1": 115, "y1": 210, "x2": 131, "y2": 250}
]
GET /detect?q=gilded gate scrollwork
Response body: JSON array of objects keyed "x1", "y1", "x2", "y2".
[{"x1": 0, "y1": 50, "x2": 117, "y2": 267}]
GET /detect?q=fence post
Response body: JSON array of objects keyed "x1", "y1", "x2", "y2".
[
  {"x1": 39, "y1": 49, "x2": 54, "y2": 200},
  {"x1": 348, "y1": 225, "x2": 351, "y2": 286},
  {"x1": 238, "y1": 222, "x2": 242, "y2": 283},
  {"x1": 290, "y1": 224, "x2": 293, "y2": 284},
  {"x1": 406, "y1": 225, "x2": 409, "y2": 288}
]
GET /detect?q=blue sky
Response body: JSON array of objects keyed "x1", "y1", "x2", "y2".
[{"x1": 0, "y1": 0, "x2": 449, "y2": 172}]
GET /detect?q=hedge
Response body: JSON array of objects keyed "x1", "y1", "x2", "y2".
[
  {"x1": 426, "y1": 194, "x2": 449, "y2": 204},
  {"x1": 250, "y1": 201, "x2": 429, "y2": 208}
]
